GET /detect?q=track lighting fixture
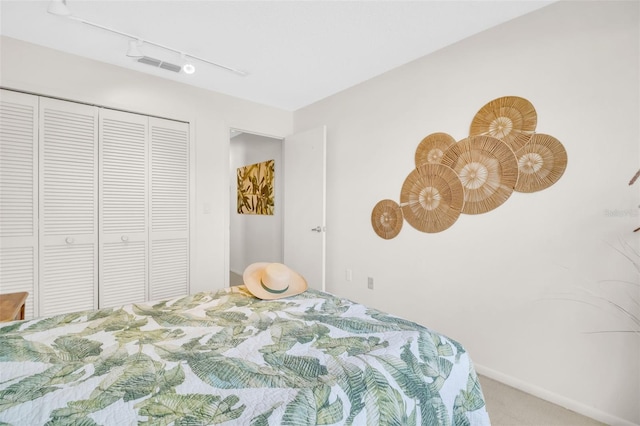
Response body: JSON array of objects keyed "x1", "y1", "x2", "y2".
[{"x1": 46, "y1": 0, "x2": 247, "y2": 76}]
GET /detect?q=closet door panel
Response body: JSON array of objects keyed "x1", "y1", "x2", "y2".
[
  {"x1": 0, "y1": 247, "x2": 36, "y2": 318},
  {"x1": 99, "y1": 109, "x2": 148, "y2": 308},
  {"x1": 151, "y1": 239, "x2": 188, "y2": 300},
  {"x1": 41, "y1": 243, "x2": 96, "y2": 315},
  {"x1": 101, "y1": 240, "x2": 146, "y2": 308},
  {"x1": 0, "y1": 90, "x2": 39, "y2": 318},
  {"x1": 39, "y1": 98, "x2": 98, "y2": 316},
  {"x1": 149, "y1": 118, "x2": 189, "y2": 300}
]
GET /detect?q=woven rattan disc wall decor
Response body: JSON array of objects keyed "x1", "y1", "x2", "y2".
[
  {"x1": 440, "y1": 135, "x2": 519, "y2": 215},
  {"x1": 370, "y1": 95, "x2": 567, "y2": 239},
  {"x1": 469, "y1": 96, "x2": 537, "y2": 152},
  {"x1": 414, "y1": 132, "x2": 456, "y2": 167},
  {"x1": 400, "y1": 163, "x2": 465, "y2": 233},
  {"x1": 514, "y1": 133, "x2": 568, "y2": 193},
  {"x1": 371, "y1": 199, "x2": 403, "y2": 239}
]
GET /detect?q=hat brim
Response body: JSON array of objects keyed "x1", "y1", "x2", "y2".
[{"x1": 243, "y1": 262, "x2": 308, "y2": 300}]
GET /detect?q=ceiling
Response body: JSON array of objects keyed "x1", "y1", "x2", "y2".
[{"x1": 0, "y1": 1, "x2": 555, "y2": 111}]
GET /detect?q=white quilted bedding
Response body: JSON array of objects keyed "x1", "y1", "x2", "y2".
[{"x1": 0, "y1": 287, "x2": 490, "y2": 425}]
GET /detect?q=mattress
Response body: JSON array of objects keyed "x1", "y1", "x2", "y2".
[{"x1": 0, "y1": 286, "x2": 490, "y2": 425}]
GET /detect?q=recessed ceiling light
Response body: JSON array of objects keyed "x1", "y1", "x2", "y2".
[{"x1": 181, "y1": 53, "x2": 195, "y2": 74}]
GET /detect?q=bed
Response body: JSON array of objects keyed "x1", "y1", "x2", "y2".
[{"x1": 0, "y1": 287, "x2": 490, "y2": 425}]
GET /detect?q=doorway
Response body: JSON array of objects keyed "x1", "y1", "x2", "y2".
[{"x1": 229, "y1": 130, "x2": 284, "y2": 286}]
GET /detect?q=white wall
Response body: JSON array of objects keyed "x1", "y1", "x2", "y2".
[
  {"x1": 2, "y1": 1, "x2": 639, "y2": 423},
  {"x1": 294, "y1": 1, "x2": 639, "y2": 425},
  {"x1": 229, "y1": 132, "x2": 283, "y2": 274},
  {"x1": 0, "y1": 35, "x2": 293, "y2": 294}
]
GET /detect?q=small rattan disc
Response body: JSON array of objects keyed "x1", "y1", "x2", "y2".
[
  {"x1": 371, "y1": 199, "x2": 403, "y2": 239},
  {"x1": 415, "y1": 132, "x2": 456, "y2": 167},
  {"x1": 400, "y1": 163, "x2": 464, "y2": 233},
  {"x1": 469, "y1": 96, "x2": 537, "y2": 152},
  {"x1": 441, "y1": 135, "x2": 519, "y2": 215},
  {"x1": 514, "y1": 133, "x2": 568, "y2": 193}
]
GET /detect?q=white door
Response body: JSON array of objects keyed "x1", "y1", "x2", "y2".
[
  {"x1": 0, "y1": 90, "x2": 39, "y2": 318},
  {"x1": 149, "y1": 117, "x2": 190, "y2": 301},
  {"x1": 99, "y1": 109, "x2": 149, "y2": 308},
  {"x1": 39, "y1": 97, "x2": 99, "y2": 316},
  {"x1": 283, "y1": 126, "x2": 326, "y2": 291}
]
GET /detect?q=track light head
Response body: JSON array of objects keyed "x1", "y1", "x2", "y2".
[
  {"x1": 126, "y1": 40, "x2": 144, "y2": 58},
  {"x1": 47, "y1": 0, "x2": 71, "y2": 16}
]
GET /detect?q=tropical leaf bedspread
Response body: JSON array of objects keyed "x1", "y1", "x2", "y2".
[{"x1": 0, "y1": 287, "x2": 490, "y2": 425}]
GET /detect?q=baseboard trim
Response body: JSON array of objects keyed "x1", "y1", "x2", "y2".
[{"x1": 474, "y1": 364, "x2": 638, "y2": 426}]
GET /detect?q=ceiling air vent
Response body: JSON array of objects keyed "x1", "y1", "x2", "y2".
[{"x1": 137, "y1": 56, "x2": 182, "y2": 73}]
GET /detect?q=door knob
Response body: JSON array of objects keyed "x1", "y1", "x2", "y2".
[{"x1": 311, "y1": 226, "x2": 323, "y2": 232}]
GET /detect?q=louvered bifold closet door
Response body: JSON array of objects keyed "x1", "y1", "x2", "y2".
[
  {"x1": 39, "y1": 98, "x2": 98, "y2": 316},
  {"x1": 0, "y1": 90, "x2": 38, "y2": 318},
  {"x1": 149, "y1": 117, "x2": 189, "y2": 300},
  {"x1": 99, "y1": 109, "x2": 148, "y2": 308}
]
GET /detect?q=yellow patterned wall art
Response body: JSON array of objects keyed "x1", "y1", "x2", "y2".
[{"x1": 237, "y1": 159, "x2": 275, "y2": 215}]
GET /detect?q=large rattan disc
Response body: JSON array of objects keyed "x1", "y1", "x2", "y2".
[
  {"x1": 415, "y1": 132, "x2": 456, "y2": 167},
  {"x1": 400, "y1": 163, "x2": 464, "y2": 233},
  {"x1": 514, "y1": 133, "x2": 568, "y2": 193},
  {"x1": 469, "y1": 96, "x2": 537, "y2": 152},
  {"x1": 371, "y1": 199, "x2": 403, "y2": 239},
  {"x1": 441, "y1": 135, "x2": 519, "y2": 215}
]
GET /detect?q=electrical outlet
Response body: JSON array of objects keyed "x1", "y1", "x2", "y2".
[
  {"x1": 367, "y1": 277, "x2": 374, "y2": 290},
  {"x1": 346, "y1": 269, "x2": 353, "y2": 281}
]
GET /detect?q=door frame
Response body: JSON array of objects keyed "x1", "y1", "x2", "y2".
[{"x1": 226, "y1": 127, "x2": 285, "y2": 287}]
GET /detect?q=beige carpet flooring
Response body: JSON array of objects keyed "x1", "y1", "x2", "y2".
[
  {"x1": 230, "y1": 271, "x2": 603, "y2": 425},
  {"x1": 478, "y1": 375, "x2": 604, "y2": 425},
  {"x1": 230, "y1": 271, "x2": 244, "y2": 286}
]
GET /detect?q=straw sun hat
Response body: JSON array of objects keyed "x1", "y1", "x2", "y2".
[{"x1": 243, "y1": 262, "x2": 308, "y2": 300}]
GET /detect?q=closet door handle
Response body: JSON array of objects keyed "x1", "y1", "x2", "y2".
[
  {"x1": 65, "y1": 237, "x2": 74, "y2": 244},
  {"x1": 121, "y1": 235, "x2": 129, "y2": 242}
]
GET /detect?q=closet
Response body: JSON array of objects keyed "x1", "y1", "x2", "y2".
[{"x1": 0, "y1": 89, "x2": 189, "y2": 318}]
